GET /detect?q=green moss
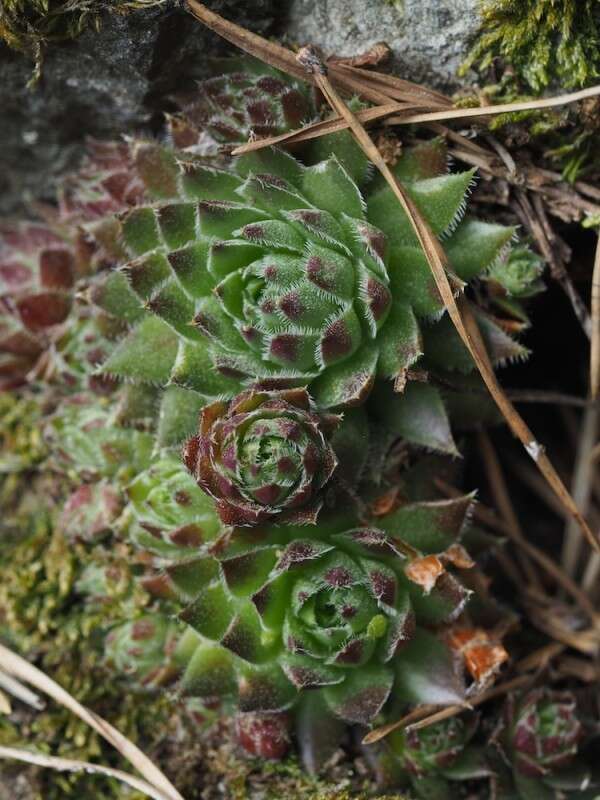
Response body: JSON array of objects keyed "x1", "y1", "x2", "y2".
[
  {"x1": 0, "y1": 517, "x2": 170, "y2": 799},
  {"x1": 463, "y1": 0, "x2": 600, "y2": 91},
  {"x1": 0, "y1": 393, "x2": 49, "y2": 517}
]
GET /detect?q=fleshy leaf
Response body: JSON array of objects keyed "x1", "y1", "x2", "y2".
[
  {"x1": 377, "y1": 495, "x2": 474, "y2": 553},
  {"x1": 101, "y1": 316, "x2": 178, "y2": 385},
  {"x1": 311, "y1": 342, "x2": 378, "y2": 409},
  {"x1": 394, "y1": 629, "x2": 465, "y2": 705},
  {"x1": 323, "y1": 664, "x2": 394, "y2": 724},
  {"x1": 376, "y1": 301, "x2": 423, "y2": 379},
  {"x1": 179, "y1": 641, "x2": 238, "y2": 698},
  {"x1": 156, "y1": 384, "x2": 205, "y2": 447},
  {"x1": 371, "y1": 381, "x2": 458, "y2": 455},
  {"x1": 446, "y1": 218, "x2": 515, "y2": 281},
  {"x1": 301, "y1": 157, "x2": 365, "y2": 219}
]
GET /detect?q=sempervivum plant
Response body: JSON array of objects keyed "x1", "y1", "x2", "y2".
[
  {"x1": 105, "y1": 615, "x2": 182, "y2": 690},
  {"x1": 169, "y1": 58, "x2": 317, "y2": 150},
  {"x1": 101, "y1": 135, "x2": 530, "y2": 423},
  {"x1": 382, "y1": 716, "x2": 491, "y2": 799},
  {"x1": 183, "y1": 387, "x2": 339, "y2": 525},
  {"x1": 140, "y1": 492, "x2": 476, "y2": 769},
  {"x1": 492, "y1": 689, "x2": 588, "y2": 799},
  {"x1": 0, "y1": 223, "x2": 76, "y2": 389}
]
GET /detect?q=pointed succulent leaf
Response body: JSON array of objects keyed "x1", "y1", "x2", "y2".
[
  {"x1": 179, "y1": 641, "x2": 238, "y2": 698},
  {"x1": 101, "y1": 316, "x2": 178, "y2": 385},
  {"x1": 423, "y1": 307, "x2": 529, "y2": 373},
  {"x1": 295, "y1": 692, "x2": 347, "y2": 774},
  {"x1": 304, "y1": 128, "x2": 371, "y2": 186},
  {"x1": 237, "y1": 662, "x2": 297, "y2": 712},
  {"x1": 377, "y1": 495, "x2": 475, "y2": 553},
  {"x1": 156, "y1": 385, "x2": 205, "y2": 447},
  {"x1": 367, "y1": 170, "x2": 476, "y2": 248},
  {"x1": 323, "y1": 663, "x2": 394, "y2": 724},
  {"x1": 301, "y1": 157, "x2": 365, "y2": 219},
  {"x1": 371, "y1": 381, "x2": 458, "y2": 455},
  {"x1": 394, "y1": 629, "x2": 465, "y2": 705},
  {"x1": 446, "y1": 218, "x2": 515, "y2": 281},
  {"x1": 133, "y1": 142, "x2": 181, "y2": 200}
]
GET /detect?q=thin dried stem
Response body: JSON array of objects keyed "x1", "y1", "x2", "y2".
[
  {"x1": 561, "y1": 406, "x2": 599, "y2": 577},
  {"x1": 383, "y1": 85, "x2": 600, "y2": 126},
  {"x1": 363, "y1": 674, "x2": 533, "y2": 743},
  {"x1": 477, "y1": 431, "x2": 542, "y2": 590},
  {"x1": 582, "y1": 550, "x2": 600, "y2": 592},
  {"x1": 0, "y1": 670, "x2": 45, "y2": 710},
  {"x1": 0, "y1": 644, "x2": 183, "y2": 800},
  {"x1": 591, "y1": 232, "x2": 600, "y2": 398},
  {"x1": 0, "y1": 747, "x2": 175, "y2": 800}
]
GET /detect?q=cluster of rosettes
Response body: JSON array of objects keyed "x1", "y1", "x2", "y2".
[{"x1": 0, "y1": 58, "x2": 556, "y2": 782}]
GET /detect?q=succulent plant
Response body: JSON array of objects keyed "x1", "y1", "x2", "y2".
[
  {"x1": 0, "y1": 222, "x2": 76, "y2": 388},
  {"x1": 0, "y1": 57, "x2": 552, "y2": 788},
  {"x1": 183, "y1": 387, "x2": 339, "y2": 526},
  {"x1": 492, "y1": 689, "x2": 590, "y2": 800},
  {"x1": 141, "y1": 491, "x2": 477, "y2": 769},
  {"x1": 126, "y1": 452, "x2": 223, "y2": 563},
  {"x1": 99, "y1": 134, "x2": 529, "y2": 433},
  {"x1": 383, "y1": 716, "x2": 491, "y2": 799},
  {"x1": 170, "y1": 58, "x2": 317, "y2": 150},
  {"x1": 105, "y1": 615, "x2": 182, "y2": 689},
  {"x1": 496, "y1": 689, "x2": 582, "y2": 777}
]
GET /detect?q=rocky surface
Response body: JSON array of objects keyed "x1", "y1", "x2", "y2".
[
  {"x1": 0, "y1": 0, "x2": 480, "y2": 215},
  {"x1": 282, "y1": 0, "x2": 480, "y2": 90},
  {"x1": 0, "y1": 1, "x2": 277, "y2": 215}
]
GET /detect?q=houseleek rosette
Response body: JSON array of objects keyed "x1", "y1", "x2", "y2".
[
  {"x1": 171, "y1": 58, "x2": 316, "y2": 149},
  {"x1": 105, "y1": 614, "x2": 181, "y2": 689},
  {"x1": 383, "y1": 715, "x2": 490, "y2": 799},
  {"x1": 0, "y1": 223, "x2": 75, "y2": 388},
  {"x1": 147, "y1": 492, "x2": 475, "y2": 756},
  {"x1": 101, "y1": 135, "x2": 530, "y2": 429},
  {"x1": 497, "y1": 690, "x2": 582, "y2": 779},
  {"x1": 183, "y1": 387, "x2": 339, "y2": 526}
]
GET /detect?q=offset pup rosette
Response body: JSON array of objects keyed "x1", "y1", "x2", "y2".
[
  {"x1": 183, "y1": 387, "x2": 339, "y2": 526},
  {"x1": 495, "y1": 690, "x2": 582, "y2": 779}
]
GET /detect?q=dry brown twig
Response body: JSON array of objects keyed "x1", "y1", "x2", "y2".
[
  {"x1": 0, "y1": 643, "x2": 184, "y2": 800},
  {"x1": 0, "y1": 747, "x2": 174, "y2": 800}
]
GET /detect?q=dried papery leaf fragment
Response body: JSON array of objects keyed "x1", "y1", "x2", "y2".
[
  {"x1": 446, "y1": 628, "x2": 509, "y2": 685},
  {"x1": 405, "y1": 555, "x2": 444, "y2": 594},
  {"x1": 441, "y1": 543, "x2": 475, "y2": 570}
]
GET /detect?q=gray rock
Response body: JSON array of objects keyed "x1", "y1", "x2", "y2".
[
  {"x1": 0, "y1": 1, "x2": 277, "y2": 215},
  {"x1": 0, "y1": 0, "x2": 479, "y2": 215},
  {"x1": 281, "y1": 0, "x2": 480, "y2": 90}
]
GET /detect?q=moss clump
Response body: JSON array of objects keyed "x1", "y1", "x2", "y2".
[
  {"x1": 463, "y1": 0, "x2": 600, "y2": 91},
  {"x1": 0, "y1": 520, "x2": 171, "y2": 799}
]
